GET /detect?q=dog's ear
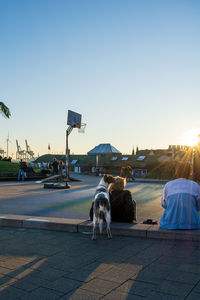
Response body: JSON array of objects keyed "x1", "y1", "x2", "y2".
[
  {"x1": 103, "y1": 174, "x2": 114, "y2": 184},
  {"x1": 103, "y1": 174, "x2": 107, "y2": 181},
  {"x1": 107, "y1": 175, "x2": 115, "y2": 184}
]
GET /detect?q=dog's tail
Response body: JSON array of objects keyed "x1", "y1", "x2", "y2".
[{"x1": 99, "y1": 211, "x2": 104, "y2": 234}]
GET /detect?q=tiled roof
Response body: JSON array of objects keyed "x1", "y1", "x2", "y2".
[{"x1": 87, "y1": 144, "x2": 122, "y2": 155}]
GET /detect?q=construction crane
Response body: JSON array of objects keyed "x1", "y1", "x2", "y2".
[
  {"x1": 16, "y1": 140, "x2": 26, "y2": 160},
  {"x1": 25, "y1": 139, "x2": 34, "y2": 159}
]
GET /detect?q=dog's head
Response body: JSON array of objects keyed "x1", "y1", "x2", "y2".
[
  {"x1": 103, "y1": 174, "x2": 115, "y2": 184},
  {"x1": 108, "y1": 176, "x2": 126, "y2": 193}
]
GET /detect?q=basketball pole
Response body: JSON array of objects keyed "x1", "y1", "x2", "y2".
[
  {"x1": 66, "y1": 110, "x2": 84, "y2": 182},
  {"x1": 66, "y1": 125, "x2": 73, "y2": 181}
]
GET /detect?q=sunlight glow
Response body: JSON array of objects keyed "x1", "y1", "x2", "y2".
[{"x1": 180, "y1": 129, "x2": 199, "y2": 146}]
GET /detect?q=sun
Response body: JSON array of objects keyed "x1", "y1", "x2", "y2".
[{"x1": 180, "y1": 129, "x2": 199, "y2": 146}]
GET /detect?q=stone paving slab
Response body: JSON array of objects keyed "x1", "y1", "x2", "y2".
[
  {"x1": 0, "y1": 227, "x2": 200, "y2": 299},
  {"x1": 62, "y1": 288, "x2": 102, "y2": 300}
]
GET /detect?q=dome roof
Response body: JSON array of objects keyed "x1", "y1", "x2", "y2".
[{"x1": 87, "y1": 143, "x2": 122, "y2": 155}]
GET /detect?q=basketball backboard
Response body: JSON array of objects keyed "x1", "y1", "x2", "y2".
[{"x1": 67, "y1": 110, "x2": 82, "y2": 128}]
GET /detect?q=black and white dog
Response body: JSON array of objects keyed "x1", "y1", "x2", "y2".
[{"x1": 92, "y1": 174, "x2": 115, "y2": 240}]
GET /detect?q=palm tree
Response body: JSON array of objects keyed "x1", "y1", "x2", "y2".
[{"x1": 0, "y1": 102, "x2": 11, "y2": 118}]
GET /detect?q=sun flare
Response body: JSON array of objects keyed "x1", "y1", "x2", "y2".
[{"x1": 180, "y1": 129, "x2": 199, "y2": 147}]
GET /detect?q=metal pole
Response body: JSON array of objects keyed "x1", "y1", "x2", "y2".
[
  {"x1": 66, "y1": 126, "x2": 73, "y2": 181},
  {"x1": 66, "y1": 129, "x2": 69, "y2": 181}
]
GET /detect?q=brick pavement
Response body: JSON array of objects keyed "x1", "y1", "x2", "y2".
[{"x1": 0, "y1": 227, "x2": 200, "y2": 299}]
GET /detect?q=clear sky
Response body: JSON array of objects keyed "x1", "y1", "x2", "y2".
[{"x1": 0, "y1": 0, "x2": 200, "y2": 158}]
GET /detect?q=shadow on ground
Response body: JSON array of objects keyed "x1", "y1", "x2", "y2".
[{"x1": 0, "y1": 227, "x2": 200, "y2": 299}]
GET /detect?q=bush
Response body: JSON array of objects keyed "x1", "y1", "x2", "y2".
[{"x1": 0, "y1": 161, "x2": 19, "y2": 173}]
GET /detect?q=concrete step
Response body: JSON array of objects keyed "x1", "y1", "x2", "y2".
[{"x1": 0, "y1": 214, "x2": 200, "y2": 242}]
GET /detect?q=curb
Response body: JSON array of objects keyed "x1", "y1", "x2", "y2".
[
  {"x1": 1, "y1": 214, "x2": 200, "y2": 241},
  {"x1": 0, "y1": 215, "x2": 84, "y2": 233}
]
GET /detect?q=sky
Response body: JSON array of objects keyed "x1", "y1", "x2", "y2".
[{"x1": 0, "y1": 0, "x2": 200, "y2": 158}]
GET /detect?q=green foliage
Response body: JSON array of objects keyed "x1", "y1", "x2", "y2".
[
  {"x1": 0, "y1": 102, "x2": 11, "y2": 118},
  {"x1": 0, "y1": 161, "x2": 19, "y2": 173},
  {"x1": 0, "y1": 161, "x2": 40, "y2": 174}
]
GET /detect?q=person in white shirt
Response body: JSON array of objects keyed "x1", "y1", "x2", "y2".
[{"x1": 160, "y1": 164, "x2": 200, "y2": 229}]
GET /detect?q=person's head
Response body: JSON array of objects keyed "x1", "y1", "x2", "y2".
[
  {"x1": 174, "y1": 162, "x2": 191, "y2": 180},
  {"x1": 108, "y1": 176, "x2": 126, "y2": 193}
]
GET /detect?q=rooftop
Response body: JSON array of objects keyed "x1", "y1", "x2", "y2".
[{"x1": 87, "y1": 143, "x2": 122, "y2": 155}]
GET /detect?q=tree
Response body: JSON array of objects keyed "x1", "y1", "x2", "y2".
[{"x1": 0, "y1": 102, "x2": 11, "y2": 118}]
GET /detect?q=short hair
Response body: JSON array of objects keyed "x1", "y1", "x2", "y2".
[{"x1": 108, "y1": 176, "x2": 126, "y2": 193}]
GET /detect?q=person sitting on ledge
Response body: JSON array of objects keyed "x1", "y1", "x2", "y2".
[
  {"x1": 109, "y1": 176, "x2": 137, "y2": 222},
  {"x1": 89, "y1": 176, "x2": 137, "y2": 223},
  {"x1": 160, "y1": 164, "x2": 200, "y2": 230}
]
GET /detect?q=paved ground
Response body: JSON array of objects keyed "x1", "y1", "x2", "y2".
[
  {"x1": 0, "y1": 226, "x2": 200, "y2": 299},
  {"x1": 1, "y1": 175, "x2": 200, "y2": 299},
  {"x1": 0, "y1": 173, "x2": 165, "y2": 220}
]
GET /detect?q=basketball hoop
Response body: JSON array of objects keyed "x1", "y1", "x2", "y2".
[{"x1": 78, "y1": 123, "x2": 86, "y2": 133}]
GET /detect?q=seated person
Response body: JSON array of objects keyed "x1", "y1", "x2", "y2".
[
  {"x1": 89, "y1": 176, "x2": 137, "y2": 222},
  {"x1": 109, "y1": 176, "x2": 136, "y2": 222},
  {"x1": 40, "y1": 162, "x2": 51, "y2": 175},
  {"x1": 160, "y1": 165, "x2": 200, "y2": 229}
]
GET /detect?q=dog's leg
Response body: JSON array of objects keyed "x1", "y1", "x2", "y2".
[
  {"x1": 92, "y1": 215, "x2": 97, "y2": 240},
  {"x1": 99, "y1": 218, "x2": 103, "y2": 235},
  {"x1": 105, "y1": 213, "x2": 112, "y2": 239}
]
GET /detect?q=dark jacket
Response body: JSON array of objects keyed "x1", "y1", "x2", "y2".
[
  {"x1": 19, "y1": 161, "x2": 27, "y2": 171},
  {"x1": 89, "y1": 190, "x2": 137, "y2": 222}
]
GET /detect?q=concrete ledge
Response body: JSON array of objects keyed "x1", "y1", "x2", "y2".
[
  {"x1": 110, "y1": 222, "x2": 150, "y2": 237},
  {"x1": 78, "y1": 220, "x2": 93, "y2": 233},
  {"x1": 1, "y1": 215, "x2": 200, "y2": 241},
  {"x1": 23, "y1": 218, "x2": 50, "y2": 230},
  {"x1": 0, "y1": 214, "x2": 26, "y2": 228},
  {"x1": 147, "y1": 225, "x2": 200, "y2": 241},
  {"x1": 78, "y1": 220, "x2": 150, "y2": 237},
  {"x1": 0, "y1": 215, "x2": 85, "y2": 233},
  {"x1": 23, "y1": 217, "x2": 85, "y2": 232}
]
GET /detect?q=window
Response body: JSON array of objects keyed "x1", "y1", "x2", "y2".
[
  {"x1": 121, "y1": 157, "x2": 128, "y2": 161},
  {"x1": 111, "y1": 157, "x2": 118, "y2": 161},
  {"x1": 137, "y1": 156, "x2": 146, "y2": 161},
  {"x1": 71, "y1": 160, "x2": 78, "y2": 164}
]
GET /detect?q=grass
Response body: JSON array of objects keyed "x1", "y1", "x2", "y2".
[
  {"x1": 0, "y1": 161, "x2": 40, "y2": 173},
  {"x1": 0, "y1": 161, "x2": 19, "y2": 173}
]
